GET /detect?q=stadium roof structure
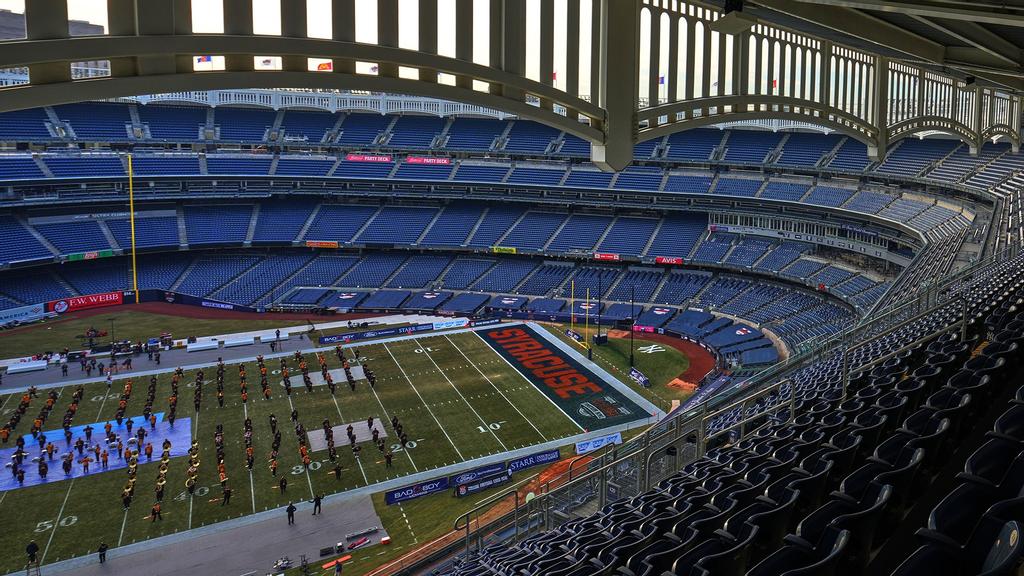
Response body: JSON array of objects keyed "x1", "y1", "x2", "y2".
[{"x1": 0, "y1": 0, "x2": 1019, "y2": 171}]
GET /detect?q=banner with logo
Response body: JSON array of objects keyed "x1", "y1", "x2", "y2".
[
  {"x1": 455, "y1": 471, "x2": 512, "y2": 498},
  {"x1": 345, "y1": 153, "x2": 392, "y2": 163},
  {"x1": 449, "y1": 462, "x2": 507, "y2": 486},
  {"x1": 593, "y1": 252, "x2": 620, "y2": 261},
  {"x1": 0, "y1": 303, "x2": 47, "y2": 325},
  {"x1": 405, "y1": 156, "x2": 451, "y2": 165},
  {"x1": 490, "y1": 246, "x2": 517, "y2": 254},
  {"x1": 565, "y1": 329, "x2": 583, "y2": 343},
  {"x1": 432, "y1": 318, "x2": 470, "y2": 331},
  {"x1": 655, "y1": 256, "x2": 684, "y2": 265},
  {"x1": 629, "y1": 367, "x2": 651, "y2": 388},
  {"x1": 506, "y1": 449, "x2": 561, "y2": 474},
  {"x1": 385, "y1": 477, "x2": 450, "y2": 505},
  {"x1": 67, "y1": 249, "x2": 114, "y2": 262},
  {"x1": 575, "y1": 431, "x2": 622, "y2": 455},
  {"x1": 305, "y1": 240, "x2": 339, "y2": 249},
  {"x1": 47, "y1": 291, "x2": 123, "y2": 314}
]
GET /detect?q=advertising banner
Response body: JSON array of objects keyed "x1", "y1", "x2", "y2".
[
  {"x1": 629, "y1": 366, "x2": 651, "y2": 388},
  {"x1": 490, "y1": 246, "x2": 517, "y2": 254},
  {"x1": 385, "y1": 477, "x2": 450, "y2": 505},
  {"x1": 455, "y1": 471, "x2": 512, "y2": 498},
  {"x1": 47, "y1": 291, "x2": 123, "y2": 314},
  {"x1": 318, "y1": 322, "x2": 435, "y2": 345},
  {"x1": 405, "y1": 156, "x2": 451, "y2": 165},
  {"x1": 345, "y1": 153, "x2": 392, "y2": 163},
  {"x1": 655, "y1": 256, "x2": 684, "y2": 265},
  {"x1": 575, "y1": 431, "x2": 622, "y2": 455},
  {"x1": 565, "y1": 329, "x2": 583, "y2": 343},
  {"x1": 449, "y1": 462, "x2": 507, "y2": 486},
  {"x1": 67, "y1": 249, "x2": 114, "y2": 262},
  {"x1": 432, "y1": 318, "x2": 470, "y2": 331},
  {"x1": 0, "y1": 303, "x2": 47, "y2": 325},
  {"x1": 305, "y1": 240, "x2": 339, "y2": 249},
  {"x1": 507, "y1": 448, "x2": 561, "y2": 474},
  {"x1": 593, "y1": 252, "x2": 620, "y2": 261}
]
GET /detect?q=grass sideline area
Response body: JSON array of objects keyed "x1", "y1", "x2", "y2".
[
  {"x1": 0, "y1": 310, "x2": 316, "y2": 359},
  {"x1": 0, "y1": 328, "x2": 592, "y2": 573},
  {"x1": 540, "y1": 323, "x2": 693, "y2": 411}
]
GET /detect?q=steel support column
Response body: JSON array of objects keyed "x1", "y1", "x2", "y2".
[{"x1": 592, "y1": 0, "x2": 638, "y2": 172}]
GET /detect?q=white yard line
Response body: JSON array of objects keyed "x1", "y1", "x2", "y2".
[
  {"x1": 352, "y1": 349, "x2": 419, "y2": 472},
  {"x1": 117, "y1": 507, "x2": 129, "y2": 546},
  {"x1": 188, "y1": 404, "x2": 200, "y2": 531},
  {"x1": 40, "y1": 478, "x2": 76, "y2": 563},
  {"x1": 329, "y1": 393, "x2": 369, "y2": 485},
  {"x1": 285, "y1": 394, "x2": 316, "y2": 499},
  {"x1": 382, "y1": 343, "x2": 465, "y2": 461},
  {"x1": 414, "y1": 338, "x2": 507, "y2": 451},
  {"x1": 444, "y1": 334, "x2": 549, "y2": 442},
  {"x1": 472, "y1": 331, "x2": 585, "y2": 432},
  {"x1": 242, "y1": 402, "x2": 256, "y2": 514}
]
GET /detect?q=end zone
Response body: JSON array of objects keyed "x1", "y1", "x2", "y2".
[{"x1": 476, "y1": 323, "x2": 663, "y2": 431}]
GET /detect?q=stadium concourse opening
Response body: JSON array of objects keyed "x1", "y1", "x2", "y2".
[{"x1": 0, "y1": 0, "x2": 1022, "y2": 574}]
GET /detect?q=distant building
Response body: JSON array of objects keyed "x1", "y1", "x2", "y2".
[{"x1": 0, "y1": 9, "x2": 108, "y2": 77}]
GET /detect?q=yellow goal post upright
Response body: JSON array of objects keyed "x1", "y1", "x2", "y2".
[{"x1": 128, "y1": 154, "x2": 139, "y2": 303}]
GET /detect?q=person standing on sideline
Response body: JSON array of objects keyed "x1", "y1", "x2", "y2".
[
  {"x1": 286, "y1": 502, "x2": 296, "y2": 525},
  {"x1": 97, "y1": 542, "x2": 108, "y2": 563},
  {"x1": 25, "y1": 540, "x2": 39, "y2": 565},
  {"x1": 221, "y1": 487, "x2": 232, "y2": 506},
  {"x1": 311, "y1": 494, "x2": 323, "y2": 515}
]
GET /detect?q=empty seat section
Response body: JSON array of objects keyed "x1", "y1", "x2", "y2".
[
  {"x1": 386, "y1": 115, "x2": 444, "y2": 148},
  {"x1": 43, "y1": 155, "x2": 125, "y2": 177},
  {"x1": 356, "y1": 206, "x2": 438, "y2": 244},
  {"x1": 138, "y1": 105, "x2": 206, "y2": 141},
  {"x1": 279, "y1": 110, "x2": 334, "y2": 143},
  {"x1": 33, "y1": 220, "x2": 111, "y2": 254},
  {"x1": 546, "y1": 214, "x2": 613, "y2": 252},
  {"x1": 206, "y1": 154, "x2": 272, "y2": 175},
  {"x1": 500, "y1": 212, "x2": 567, "y2": 250},
  {"x1": 0, "y1": 155, "x2": 45, "y2": 179},
  {"x1": 183, "y1": 205, "x2": 252, "y2": 245},
  {"x1": 274, "y1": 156, "x2": 334, "y2": 177},
  {"x1": 451, "y1": 162, "x2": 509, "y2": 182},
  {"x1": 444, "y1": 118, "x2": 502, "y2": 151},
  {"x1": 175, "y1": 254, "x2": 261, "y2": 297},
  {"x1": 0, "y1": 215, "x2": 53, "y2": 264},
  {"x1": 471, "y1": 259, "x2": 538, "y2": 292},
  {"x1": 336, "y1": 113, "x2": 390, "y2": 146},
  {"x1": 304, "y1": 204, "x2": 379, "y2": 243},
  {"x1": 214, "y1": 107, "x2": 275, "y2": 141},
  {"x1": 597, "y1": 217, "x2": 659, "y2": 256},
  {"x1": 503, "y1": 121, "x2": 559, "y2": 154},
  {"x1": 386, "y1": 255, "x2": 451, "y2": 288},
  {"x1": 337, "y1": 253, "x2": 408, "y2": 287},
  {"x1": 252, "y1": 202, "x2": 317, "y2": 243},
  {"x1": 645, "y1": 213, "x2": 707, "y2": 257},
  {"x1": 131, "y1": 155, "x2": 201, "y2": 176},
  {"x1": 665, "y1": 128, "x2": 722, "y2": 160},
  {"x1": 106, "y1": 216, "x2": 180, "y2": 249},
  {"x1": 420, "y1": 204, "x2": 485, "y2": 246},
  {"x1": 0, "y1": 108, "x2": 51, "y2": 141},
  {"x1": 776, "y1": 133, "x2": 842, "y2": 166},
  {"x1": 467, "y1": 205, "x2": 525, "y2": 247},
  {"x1": 441, "y1": 258, "x2": 495, "y2": 289},
  {"x1": 723, "y1": 130, "x2": 783, "y2": 163},
  {"x1": 54, "y1": 103, "x2": 132, "y2": 140}
]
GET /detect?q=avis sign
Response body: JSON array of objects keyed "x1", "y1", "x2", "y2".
[{"x1": 47, "y1": 291, "x2": 124, "y2": 314}]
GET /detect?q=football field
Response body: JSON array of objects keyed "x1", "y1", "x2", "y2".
[{"x1": 0, "y1": 323, "x2": 649, "y2": 573}]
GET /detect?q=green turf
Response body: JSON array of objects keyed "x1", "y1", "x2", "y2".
[
  {"x1": 0, "y1": 329, "x2": 587, "y2": 573},
  {"x1": 0, "y1": 310, "x2": 318, "y2": 359},
  {"x1": 540, "y1": 323, "x2": 694, "y2": 411}
]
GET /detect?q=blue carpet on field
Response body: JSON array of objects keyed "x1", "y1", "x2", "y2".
[{"x1": 0, "y1": 412, "x2": 192, "y2": 492}]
